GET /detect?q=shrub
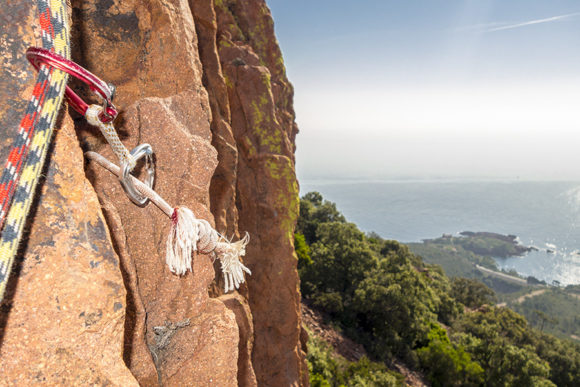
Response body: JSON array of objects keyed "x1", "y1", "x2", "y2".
[
  {"x1": 451, "y1": 277, "x2": 496, "y2": 308},
  {"x1": 295, "y1": 232, "x2": 312, "y2": 267},
  {"x1": 417, "y1": 323, "x2": 483, "y2": 386},
  {"x1": 306, "y1": 334, "x2": 402, "y2": 387}
]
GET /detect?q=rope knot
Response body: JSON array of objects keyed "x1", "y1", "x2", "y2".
[
  {"x1": 196, "y1": 219, "x2": 218, "y2": 254},
  {"x1": 165, "y1": 207, "x2": 250, "y2": 292},
  {"x1": 171, "y1": 208, "x2": 179, "y2": 225},
  {"x1": 84, "y1": 151, "x2": 253, "y2": 294}
]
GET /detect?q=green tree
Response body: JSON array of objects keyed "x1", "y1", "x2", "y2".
[
  {"x1": 451, "y1": 277, "x2": 496, "y2": 308},
  {"x1": 306, "y1": 335, "x2": 401, "y2": 387},
  {"x1": 486, "y1": 344, "x2": 553, "y2": 386},
  {"x1": 301, "y1": 222, "x2": 378, "y2": 317},
  {"x1": 297, "y1": 192, "x2": 345, "y2": 244},
  {"x1": 417, "y1": 323, "x2": 483, "y2": 386},
  {"x1": 453, "y1": 307, "x2": 555, "y2": 386},
  {"x1": 295, "y1": 232, "x2": 312, "y2": 268},
  {"x1": 532, "y1": 331, "x2": 580, "y2": 387},
  {"x1": 353, "y1": 256, "x2": 437, "y2": 364},
  {"x1": 420, "y1": 264, "x2": 462, "y2": 325},
  {"x1": 533, "y1": 310, "x2": 558, "y2": 332}
]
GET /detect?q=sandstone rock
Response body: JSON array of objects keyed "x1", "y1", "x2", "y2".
[
  {"x1": 194, "y1": 1, "x2": 307, "y2": 385},
  {"x1": 0, "y1": 0, "x2": 306, "y2": 385},
  {"x1": 154, "y1": 298, "x2": 239, "y2": 386},
  {"x1": 83, "y1": 92, "x2": 241, "y2": 386},
  {"x1": 221, "y1": 293, "x2": 258, "y2": 387},
  {"x1": 0, "y1": 2, "x2": 136, "y2": 384},
  {"x1": 0, "y1": 115, "x2": 137, "y2": 386},
  {"x1": 69, "y1": 0, "x2": 241, "y2": 383},
  {"x1": 214, "y1": 1, "x2": 308, "y2": 385},
  {"x1": 190, "y1": 0, "x2": 240, "y2": 239},
  {"x1": 70, "y1": 0, "x2": 205, "y2": 103}
]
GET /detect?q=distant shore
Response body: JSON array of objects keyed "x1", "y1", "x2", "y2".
[
  {"x1": 422, "y1": 231, "x2": 535, "y2": 259},
  {"x1": 409, "y1": 231, "x2": 555, "y2": 287}
]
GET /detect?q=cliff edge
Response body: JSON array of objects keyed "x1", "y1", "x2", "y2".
[{"x1": 0, "y1": 0, "x2": 306, "y2": 385}]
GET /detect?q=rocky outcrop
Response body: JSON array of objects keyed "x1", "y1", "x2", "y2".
[
  {"x1": 212, "y1": 1, "x2": 307, "y2": 385},
  {"x1": 0, "y1": 0, "x2": 305, "y2": 385},
  {"x1": 198, "y1": 0, "x2": 307, "y2": 385}
]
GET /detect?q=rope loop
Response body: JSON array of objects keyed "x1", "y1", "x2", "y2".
[
  {"x1": 85, "y1": 105, "x2": 135, "y2": 169},
  {"x1": 85, "y1": 105, "x2": 156, "y2": 206}
]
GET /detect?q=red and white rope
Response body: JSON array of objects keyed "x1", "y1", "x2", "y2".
[{"x1": 85, "y1": 151, "x2": 251, "y2": 292}]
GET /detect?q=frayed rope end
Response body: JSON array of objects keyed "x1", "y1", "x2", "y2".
[
  {"x1": 216, "y1": 232, "x2": 251, "y2": 293},
  {"x1": 166, "y1": 207, "x2": 198, "y2": 275},
  {"x1": 165, "y1": 207, "x2": 251, "y2": 293}
]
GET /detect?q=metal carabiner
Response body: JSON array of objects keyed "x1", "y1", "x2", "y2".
[
  {"x1": 26, "y1": 47, "x2": 118, "y2": 123},
  {"x1": 27, "y1": 47, "x2": 156, "y2": 206},
  {"x1": 120, "y1": 144, "x2": 155, "y2": 206}
]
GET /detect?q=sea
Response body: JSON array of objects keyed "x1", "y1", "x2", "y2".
[{"x1": 299, "y1": 180, "x2": 580, "y2": 286}]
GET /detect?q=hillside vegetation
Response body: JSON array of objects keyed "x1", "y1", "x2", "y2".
[
  {"x1": 510, "y1": 287, "x2": 580, "y2": 340},
  {"x1": 408, "y1": 233, "x2": 580, "y2": 341},
  {"x1": 297, "y1": 192, "x2": 580, "y2": 386}
]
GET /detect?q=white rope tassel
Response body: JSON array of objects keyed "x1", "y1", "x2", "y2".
[
  {"x1": 216, "y1": 233, "x2": 252, "y2": 293},
  {"x1": 84, "y1": 152, "x2": 252, "y2": 292},
  {"x1": 166, "y1": 207, "x2": 199, "y2": 275}
]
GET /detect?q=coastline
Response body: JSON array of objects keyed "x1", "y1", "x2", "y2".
[
  {"x1": 299, "y1": 180, "x2": 580, "y2": 286},
  {"x1": 408, "y1": 230, "x2": 553, "y2": 287}
]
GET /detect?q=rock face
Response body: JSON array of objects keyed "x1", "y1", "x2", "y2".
[
  {"x1": 0, "y1": 0, "x2": 305, "y2": 386},
  {"x1": 0, "y1": 115, "x2": 139, "y2": 386},
  {"x1": 212, "y1": 2, "x2": 307, "y2": 385}
]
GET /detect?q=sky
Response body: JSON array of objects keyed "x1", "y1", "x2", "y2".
[{"x1": 266, "y1": 0, "x2": 580, "y2": 181}]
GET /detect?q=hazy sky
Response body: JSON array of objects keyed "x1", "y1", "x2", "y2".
[{"x1": 266, "y1": 0, "x2": 580, "y2": 180}]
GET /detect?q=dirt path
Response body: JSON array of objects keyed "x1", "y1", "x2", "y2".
[
  {"x1": 497, "y1": 288, "x2": 548, "y2": 308},
  {"x1": 514, "y1": 289, "x2": 547, "y2": 303}
]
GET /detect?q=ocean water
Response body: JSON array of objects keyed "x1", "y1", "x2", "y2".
[{"x1": 299, "y1": 180, "x2": 580, "y2": 286}]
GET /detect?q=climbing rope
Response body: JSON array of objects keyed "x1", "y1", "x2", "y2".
[
  {"x1": 0, "y1": 0, "x2": 70, "y2": 299},
  {"x1": 85, "y1": 151, "x2": 251, "y2": 292},
  {"x1": 84, "y1": 105, "x2": 155, "y2": 206},
  {"x1": 0, "y1": 0, "x2": 70, "y2": 229},
  {"x1": 25, "y1": 47, "x2": 156, "y2": 207}
]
